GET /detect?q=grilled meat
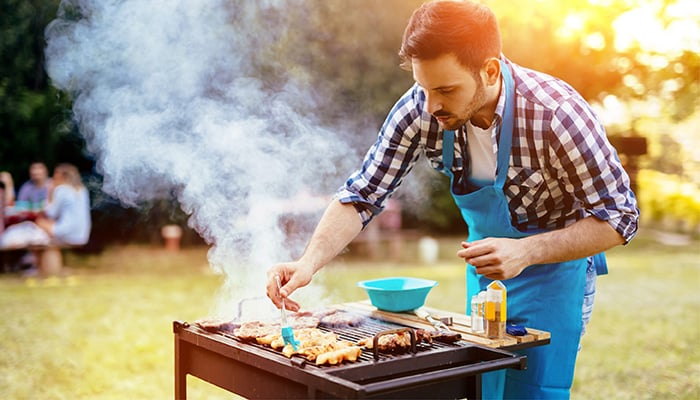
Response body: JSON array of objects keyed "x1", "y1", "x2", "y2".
[
  {"x1": 258, "y1": 326, "x2": 363, "y2": 365},
  {"x1": 357, "y1": 329, "x2": 433, "y2": 352},
  {"x1": 315, "y1": 344, "x2": 362, "y2": 365},
  {"x1": 289, "y1": 315, "x2": 321, "y2": 329},
  {"x1": 230, "y1": 314, "x2": 320, "y2": 341},
  {"x1": 316, "y1": 309, "x2": 366, "y2": 328},
  {"x1": 234, "y1": 320, "x2": 281, "y2": 341},
  {"x1": 194, "y1": 318, "x2": 239, "y2": 334},
  {"x1": 428, "y1": 330, "x2": 462, "y2": 343}
]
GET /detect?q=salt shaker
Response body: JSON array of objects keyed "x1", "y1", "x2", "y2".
[{"x1": 470, "y1": 295, "x2": 484, "y2": 334}]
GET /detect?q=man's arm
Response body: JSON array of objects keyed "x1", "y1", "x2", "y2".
[
  {"x1": 266, "y1": 199, "x2": 363, "y2": 310},
  {"x1": 458, "y1": 216, "x2": 624, "y2": 281},
  {"x1": 298, "y1": 199, "x2": 364, "y2": 275}
]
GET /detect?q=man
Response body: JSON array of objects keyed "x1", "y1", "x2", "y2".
[
  {"x1": 17, "y1": 162, "x2": 52, "y2": 208},
  {"x1": 267, "y1": 1, "x2": 639, "y2": 398}
]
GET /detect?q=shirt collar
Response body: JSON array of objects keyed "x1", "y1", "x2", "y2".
[{"x1": 491, "y1": 56, "x2": 510, "y2": 129}]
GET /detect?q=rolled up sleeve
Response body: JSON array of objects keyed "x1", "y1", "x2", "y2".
[
  {"x1": 551, "y1": 97, "x2": 640, "y2": 243},
  {"x1": 335, "y1": 85, "x2": 426, "y2": 227}
]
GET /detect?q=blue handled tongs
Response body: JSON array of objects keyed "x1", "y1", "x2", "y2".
[{"x1": 275, "y1": 275, "x2": 299, "y2": 351}]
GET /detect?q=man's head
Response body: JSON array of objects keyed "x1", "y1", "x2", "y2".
[
  {"x1": 29, "y1": 162, "x2": 49, "y2": 185},
  {"x1": 399, "y1": 0, "x2": 502, "y2": 74},
  {"x1": 400, "y1": 1, "x2": 503, "y2": 130}
]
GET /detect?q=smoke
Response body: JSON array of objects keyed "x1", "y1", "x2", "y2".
[{"x1": 44, "y1": 0, "x2": 361, "y2": 318}]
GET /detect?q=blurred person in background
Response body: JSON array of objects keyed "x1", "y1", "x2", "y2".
[
  {"x1": 34, "y1": 163, "x2": 92, "y2": 246},
  {"x1": 266, "y1": 1, "x2": 639, "y2": 399},
  {"x1": 1, "y1": 164, "x2": 91, "y2": 271},
  {"x1": 17, "y1": 162, "x2": 52, "y2": 209},
  {"x1": 0, "y1": 171, "x2": 16, "y2": 207}
]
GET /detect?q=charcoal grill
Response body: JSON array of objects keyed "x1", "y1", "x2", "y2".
[{"x1": 174, "y1": 315, "x2": 533, "y2": 399}]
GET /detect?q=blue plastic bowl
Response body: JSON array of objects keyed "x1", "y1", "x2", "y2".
[{"x1": 357, "y1": 277, "x2": 438, "y2": 312}]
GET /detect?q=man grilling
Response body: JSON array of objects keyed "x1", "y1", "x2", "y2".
[{"x1": 266, "y1": 1, "x2": 639, "y2": 398}]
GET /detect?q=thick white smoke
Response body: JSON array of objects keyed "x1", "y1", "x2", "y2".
[{"x1": 44, "y1": 0, "x2": 361, "y2": 318}]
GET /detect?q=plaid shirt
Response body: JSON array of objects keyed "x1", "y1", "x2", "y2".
[{"x1": 337, "y1": 57, "x2": 639, "y2": 242}]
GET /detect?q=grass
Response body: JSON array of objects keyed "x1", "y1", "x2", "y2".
[
  {"x1": 0, "y1": 227, "x2": 698, "y2": 399},
  {"x1": 572, "y1": 231, "x2": 700, "y2": 399}
]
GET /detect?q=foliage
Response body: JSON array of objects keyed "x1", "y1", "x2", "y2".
[
  {"x1": 492, "y1": 0, "x2": 628, "y2": 100},
  {"x1": 0, "y1": 0, "x2": 86, "y2": 180},
  {"x1": 637, "y1": 168, "x2": 700, "y2": 234},
  {"x1": 491, "y1": 0, "x2": 699, "y2": 121},
  {"x1": 634, "y1": 109, "x2": 700, "y2": 185},
  {"x1": 0, "y1": 0, "x2": 698, "y2": 244}
]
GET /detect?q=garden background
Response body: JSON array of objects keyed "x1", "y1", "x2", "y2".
[{"x1": 0, "y1": 0, "x2": 698, "y2": 399}]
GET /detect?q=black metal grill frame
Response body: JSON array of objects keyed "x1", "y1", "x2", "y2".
[{"x1": 174, "y1": 317, "x2": 528, "y2": 399}]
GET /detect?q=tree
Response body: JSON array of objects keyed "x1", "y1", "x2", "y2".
[
  {"x1": 0, "y1": 0, "x2": 88, "y2": 181},
  {"x1": 2, "y1": 0, "x2": 697, "y2": 240}
]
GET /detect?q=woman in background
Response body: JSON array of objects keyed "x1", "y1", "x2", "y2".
[{"x1": 35, "y1": 163, "x2": 91, "y2": 246}]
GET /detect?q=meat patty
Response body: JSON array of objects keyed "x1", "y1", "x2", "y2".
[
  {"x1": 232, "y1": 314, "x2": 320, "y2": 341},
  {"x1": 317, "y1": 309, "x2": 367, "y2": 328},
  {"x1": 194, "y1": 318, "x2": 239, "y2": 334}
]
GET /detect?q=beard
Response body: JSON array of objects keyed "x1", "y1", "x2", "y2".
[{"x1": 433, "y1": 78, "x2": 487, "y2": 131}]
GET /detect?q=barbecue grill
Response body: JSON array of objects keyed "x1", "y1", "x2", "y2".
[{"x1": 174, "y1": 306, "x2": 547, "y2": 399}]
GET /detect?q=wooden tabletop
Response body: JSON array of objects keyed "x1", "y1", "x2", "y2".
[{"x1": 338, "y1": 300, "x2": 550, "y2": 350}]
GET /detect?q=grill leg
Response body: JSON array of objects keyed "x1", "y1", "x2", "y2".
[
  {"x1": 466, "y1": 374, "x2": 481, "y2": 400},
  {"x1": 175, "y1": 332, "x2": 187, "y2": 399}
]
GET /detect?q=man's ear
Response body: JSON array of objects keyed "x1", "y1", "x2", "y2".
[{"x1": 482, "y1": 57, "x2": 501, "y2": 86}]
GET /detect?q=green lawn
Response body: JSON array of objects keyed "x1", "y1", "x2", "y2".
[{"x1": 0, "y1": 228, "x2": 697, "y2": 399}]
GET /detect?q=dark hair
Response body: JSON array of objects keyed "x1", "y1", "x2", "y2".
[{"x1": 399, "y1": 1, "x2": 502, "y2": 73}]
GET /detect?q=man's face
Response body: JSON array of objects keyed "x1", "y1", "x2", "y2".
[
  {"x1": 412, "y1": 53, "x2": 487, "y2": 131},
  {"x1": 29, "y1": 163, "x2": 48, "y2": 184}
]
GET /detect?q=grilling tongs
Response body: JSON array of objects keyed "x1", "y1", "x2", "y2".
[
  {"x1": 414, "y1": 307, "x2": 462, "y2": 343},
  {"x1": 275, "y1": 275, "x2": 300, "y2": 351}
]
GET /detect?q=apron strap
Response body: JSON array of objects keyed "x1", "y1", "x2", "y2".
[
  {"x1": 442, "y1": 130, "x2": 455, "y2": 171},
  {"x1": 494, "y1": 60, "x2": 515, "y2": 190},
  {"x1": 441, "y1": 62, "x2": 515, "y2": 188}
]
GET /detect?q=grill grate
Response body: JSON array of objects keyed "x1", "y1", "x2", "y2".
[
  {"x1": 217, "y1": 316, "x2": 460, "y2": 367},
  {"x1": 330, "y1": 317, "x2": 457, "y2": 362}
]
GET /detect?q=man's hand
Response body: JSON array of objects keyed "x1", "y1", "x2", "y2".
[
  {"x1": 266, "y1": 261, "x2": 315, "y2": 312},
  {"x1": 457, "y1": 237, "x2": 531, "y2": 280},
  {"x1": 457, "y1": 218, "x2": 626, "y2": 280},
  {"x1": 264, "y1": 200, "x2": 363, "y2": 312}
]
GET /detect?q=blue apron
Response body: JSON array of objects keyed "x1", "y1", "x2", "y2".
[{"x1": 441, "y1": 61, "x2": 587, "y2": 399}]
